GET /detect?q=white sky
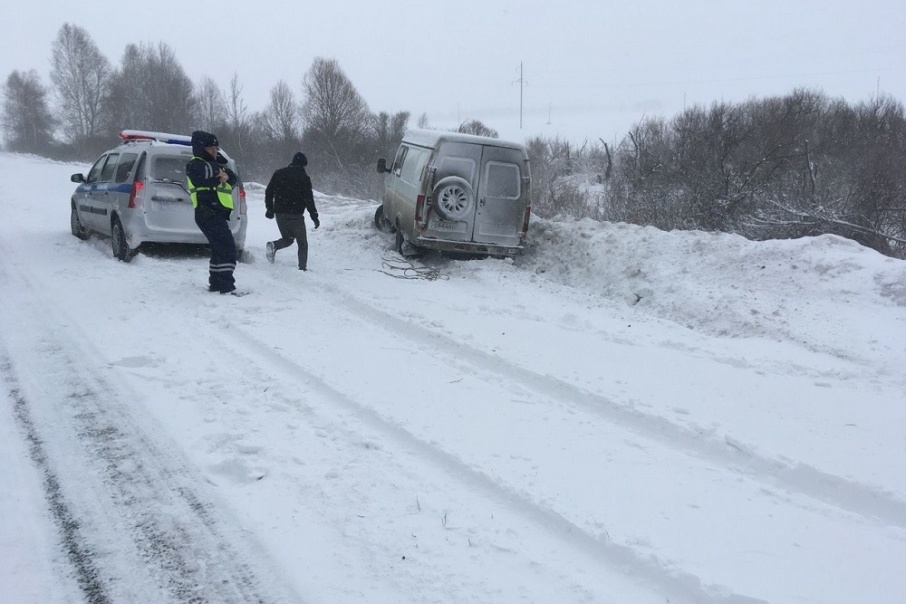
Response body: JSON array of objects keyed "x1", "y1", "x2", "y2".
[
  {"x1": 2, "y1": 151, "x2": 906, "y2": 603},
  {"x1": 4, "y1": 1, "x2": 906, "y2": 143}
]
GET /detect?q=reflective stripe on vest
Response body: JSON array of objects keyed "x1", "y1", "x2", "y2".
[{"x1": 187, "y1": 156, "x2": 234, "y2": 210}]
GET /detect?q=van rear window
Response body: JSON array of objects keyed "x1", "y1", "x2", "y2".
[
  {"x1": 485, "y1": 162, "x2": 520, "y2": 199},
  {"x1": 438, "y1": 156, "x2": 476, "y2": 183}
]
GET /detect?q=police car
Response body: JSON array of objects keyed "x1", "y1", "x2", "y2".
[{"x1": 69, "y1": 130, "x2": 248, "y2": 262}]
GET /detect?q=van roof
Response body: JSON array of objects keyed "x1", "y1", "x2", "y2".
[{"x1": 402, "y1": 128, "x2": 526, "y2": 152}]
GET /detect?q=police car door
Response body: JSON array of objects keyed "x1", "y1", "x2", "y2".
[
  {"x1": 78, "y1": 154, "x2": 109, "y2": 232},
  {"x1": 90, "y1": 152, "x2": 120, "y2": 235}
]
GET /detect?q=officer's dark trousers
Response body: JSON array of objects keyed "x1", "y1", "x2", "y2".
[{"x1": 195, "y1": 205, "x2": 237, "y2": 293}]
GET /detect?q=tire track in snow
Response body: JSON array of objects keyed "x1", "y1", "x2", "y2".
[
  {"x1": 310, "y1": 277, "x2": 906, "y2": 530},
  {"x1": 1, "y1": 357, "x2": 111, "y2": 604},
  {"x1": 221, "y1": 321, "x2": 767, "y2": 604},
  {"x1": 0, "y1": 257, "x2": 300, "y2": 604}
]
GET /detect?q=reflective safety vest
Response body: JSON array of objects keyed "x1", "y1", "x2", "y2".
[{"x1": 187, "y1": 156, "x2": 234, "y2": 210}]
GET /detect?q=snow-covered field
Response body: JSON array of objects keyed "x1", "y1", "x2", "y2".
[{"x1": 1, "y1": 151, "x2": 904, "y2": 604}]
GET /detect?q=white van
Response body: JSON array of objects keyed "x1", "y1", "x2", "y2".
[{"x1": 375, "y1": 130, "x2": 531, "y2": 257}]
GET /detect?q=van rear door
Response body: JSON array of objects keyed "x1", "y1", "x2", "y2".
[
  {"x1": 425, "y1": 142, "x2": 481, "y2": 242},
  {"x1": 472, "y1": 146, "x2": 527, "y2": 248}
]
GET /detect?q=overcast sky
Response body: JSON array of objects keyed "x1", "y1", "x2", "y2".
[{"x1": 4, "y1": 0, "x2": 906, "y2": 144}]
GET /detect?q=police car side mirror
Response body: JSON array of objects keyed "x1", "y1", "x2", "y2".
[{"x1": 70, "y1": 173, "x2": 85, "y2": 183}]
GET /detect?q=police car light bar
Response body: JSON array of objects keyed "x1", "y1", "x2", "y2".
[{"x1": 119, "y1": 130, "x2": 192, "y2": 146}]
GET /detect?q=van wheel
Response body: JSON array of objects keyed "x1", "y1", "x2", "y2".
[
  {"x1": 111, "y1": 217, "x2": 136, "y2": 262},
  {"x1": 374, "y1": 205, "x2": 394, "y2": 233},
  {"x1": 433, "y1": 176, "x2": 474, "y2": 220},
  {"x1": 71, "y1": 204, "x2": 89, "y2": 240}
]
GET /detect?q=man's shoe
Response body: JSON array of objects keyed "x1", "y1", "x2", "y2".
[
  {"x1": 266, "y1": 242, "x2": 276, "y2": 263},
  {"x1": 299, "y1": 267, "x2": 307, "y2": 271}
]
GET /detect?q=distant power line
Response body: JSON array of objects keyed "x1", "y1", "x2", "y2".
[{"x1": 528, "y1": 66, "x2": 906, "y2": 91}]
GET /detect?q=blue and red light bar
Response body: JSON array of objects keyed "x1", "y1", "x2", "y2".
[{"x1": 119, "y1": 130, "x2": 192, "y2": 146}]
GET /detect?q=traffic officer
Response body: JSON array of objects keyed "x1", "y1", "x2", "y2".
[{"x1": 186, "y1": 130, "x2": 240, "y2": 294}]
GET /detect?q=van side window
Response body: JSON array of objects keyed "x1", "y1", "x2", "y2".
[
  {"x1": 485, "y1": 162, "x2": 521, "y2": 199},
  {"x1": 99, "y1": 153, "x2": 119, "y2": 183},
  {"x1": 400, "y1": 147, "x2": 429, "y2": 185},
  {"x1": 114, "y1": 153, "x2": 138, "y2": 183},
  {"x1": 392, "y1": 146, "x2": 409, "y2": 175}
]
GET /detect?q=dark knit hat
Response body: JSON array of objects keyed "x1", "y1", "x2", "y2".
[
  {"x1": 291, "y1": 152, "x2": 308, "y2": 166},
  {"x1": 191, "y1": 130, "x2": 219, "y2": 148}
]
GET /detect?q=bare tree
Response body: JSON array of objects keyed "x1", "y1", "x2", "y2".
[
  {"x1": 195, "y1": 76, "x2": 227, "y2": 131},
  {"x1": 373, "y1": 110, "x2": 409, "y2": 159},
  {"x1": 456, "y1": 119, "x2": 498, "y2": 138},
  {"x1": 1, "y1": 70, "x2": 56, "y2": 153},
  {"x1": 300, "y1": 57, "x2": 370, "y2": 141},
  {"x1": 261, "y1": 80, "x2": 299, "y2": 142},
  {"x1": 49, "y1": 23, "x2": 111, "y2": 155},
  {"x1": 226, "y1": 73, "x2": 249, "y2": 130},
  {"x1": 299, "y1": 57, "x2": 373, "y2": 192},
  {"x1": 215, "y1": 73, "x2": 262, "y2": 176},
  {"x1": 107, "y1": 42, "x2": 195, "y2": 134}
]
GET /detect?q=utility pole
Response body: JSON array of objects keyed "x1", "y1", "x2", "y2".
[{"x1": 518, "y1": 62, "x2": 525, "y2": 129}]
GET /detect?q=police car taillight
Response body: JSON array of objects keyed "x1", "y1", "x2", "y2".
[
  {"x1": 238, "y1": 185, "x2": 247, "y2": 215},
  {"x1": 128, "y1": 180, "x2": 143, "y2": 208}
]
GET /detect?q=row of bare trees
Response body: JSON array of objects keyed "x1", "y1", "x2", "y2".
[
  {"x1": 3, "y1": 25, "x2": 905, "y2": 256},
  {"x1": 527, "y1": 89, "x2": 906, "y2": 257},
  {"x1": 0, "y1": 24, "x2": 417, "y2": 196}
]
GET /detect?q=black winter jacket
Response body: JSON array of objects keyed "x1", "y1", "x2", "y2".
[{"x1": 264, "y1": 163, "x2": 318, "y2": 218}]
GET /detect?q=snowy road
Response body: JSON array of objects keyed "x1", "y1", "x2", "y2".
[{"x1": 2, "y1": 153, "x2": 905, "y2": 603}]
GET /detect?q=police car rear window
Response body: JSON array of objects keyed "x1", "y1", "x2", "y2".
[{"x1": 153, "y1": 156, "x2": 189, "y2": 183}]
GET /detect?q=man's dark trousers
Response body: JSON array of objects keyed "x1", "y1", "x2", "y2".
[{"x1": 272, "y1": 213, "x2": 309, "y2": 270}]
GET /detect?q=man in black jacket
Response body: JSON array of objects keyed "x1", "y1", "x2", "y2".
[
  {"x1": 186, "y1": 130, "x2": 240, "y2": 294},
  {"x1": 264, "y1": 152, "x2": 320, "y2": 271}
]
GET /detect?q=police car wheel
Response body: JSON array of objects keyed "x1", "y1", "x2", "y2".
[
  {"x1": 111, "y1": 218, "x2": 136, "y2": 263},
  {"x1": 71, "y1": 205, "x2": 88, "y2": 240}
]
